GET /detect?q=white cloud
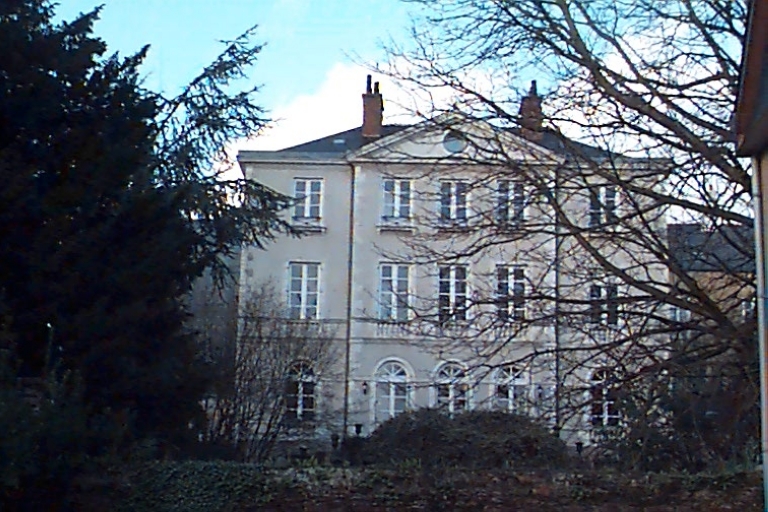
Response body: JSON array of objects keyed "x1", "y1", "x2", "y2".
[{"x1": 239, "y1": 62, "x2": 418, "y2": 152}]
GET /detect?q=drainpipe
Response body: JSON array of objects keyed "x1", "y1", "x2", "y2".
[
  {"x1": 751, "y1": 155, "x2": 768, "y2": 507},
  {"x1": 342, "y1": 163, "x2": 357, "y2": 439},
  {"x1": 554, "y1": 164, "x2": 562, "y2": 435}
]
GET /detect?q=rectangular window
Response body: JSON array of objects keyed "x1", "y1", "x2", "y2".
[
  {"x1": 379, "y1": 264, "x2": 410, "y2": 322},
  {"x1": 588, "y1": 185, "x2": 617, "y2": 227},
  {"x1": 436, "y1": 382, "x2": 469, "y2": 414},
  {"x1": 495, "y1": 382, "x2": 529, "y2": 413},
  {"x1": 671, "y1": 305, "x2": 691, "y2": 323},
  {"x1": 496, "y1": 180, "x2": 527, "y2": 225},
  {"x1": 588, "y1": 281, "x2": 618, "y2": 325},
  {"x1": 383, "y1": 179, "x2": 412, "y2": 220},
  {"x1": 285, "y1": 371, "x2": 315, "y2": 422},
  {"x1": 497, "y1": 265, "x2": 526, "y2": 321},
  {"x1": 438, "y1": 265, "x2": 468, "y2": 323},
  {"x1": 294, "y1": 178, "x2": 323, "y2": 219},
  {"x1": 440, "y1": 181, "x2": 468, "y2": 222},
  {"x1": 591, "y1": 371, "x2": 619, "y2": 427},
  {"x1": 288, "y1": 262, "x2": 320, "y2": 319}
]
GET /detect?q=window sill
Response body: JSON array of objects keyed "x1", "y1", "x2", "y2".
[
  {"x1": 375, "y1": 318, "x2": 410, "y2": 325},
  {"x1": 377, "y1": 222, "x2": 415, "y2": 234},
  {"x1": 586, "y1": 223, "x2": 620, "y2": 233},
  {"x1": 496, "y1": 222, "x2": 526, "y2": 233},
  {"x1": 437, "y1": 320, "x2": 471, "y2": 331},
  {"x1": 437, "y1": 222, "x2": 471, "y2": 233},
  {"x1": 375, "y1": 320, "x2": 410, "y2": 336},
  {"x1": 286, "y1": 318, "x2": 322, "y2": 326},
  {"x1": 292, "y1": 221, "x2": 327, "y2": 234}
]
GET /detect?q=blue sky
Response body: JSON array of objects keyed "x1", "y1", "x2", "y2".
[{"x1": 55, "y1": 0, "x2": 414, "y2": 149}]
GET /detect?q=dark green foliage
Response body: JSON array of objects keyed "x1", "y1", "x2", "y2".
[
  {"x1": 0, "y1": 0, "x2": 291, "y2": 448},
  {"x1": 599, "y1": 371, "x2": 760, "y2": 473},
  {"x1": 117, "y1": 461, "x2": 272, "y2": 512},
  {"x1": 0, "y1": 352, "x2": 129, "y2": 511},
  {"x1": 361, "y1": 409, "x2": 568, "y2": 469}
]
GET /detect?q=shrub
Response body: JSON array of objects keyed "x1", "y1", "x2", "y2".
[
  {"x1": 360, "y1": 409, "x2": 568, "y2": 469},
  {"x1": 595, "y1": 376, "x2": 761, "y2": 473},
  {"x1": 0, "y1": 359, "x2": 112, "y2": 510},
  {"x1": 118, "y1": 461, "x2": 272, "y2": 512}
]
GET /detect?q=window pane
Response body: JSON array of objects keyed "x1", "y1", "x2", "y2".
[
  {"x1": 439, "y1": 267, "x2": 450, "y2": 294},
  {"x1": 395, "y1": 303, "x2": 408, "y2": 321},
  {"x1": 294, "y1": 181, "x2": 307, "y2": 218},
  {"x1": 513, "y1": 385, "x2": 528, "y2": 412},
  {"x1": 383, "y1": 180, "x2": 395, "y2": 218},
  {"x1": 496, "y1": 180, "x2": 509, "y2": 222},
  {"x1": 438, "y1": 296, "x2": 450, "y2": 323},
  {"x1": 399, "y1": 181, "x2": 410, "y2": 215},
  {"x1": 306, "y1": 264, "x2": 318, "y2": 278},
  {"x1": 310, "y1": 180, "x2": 322, "y2": 193},
  {"x1": 497, "y1": 267, "x2": 509, "y2": 295},
  {"x1": 440, "y1": 182, "x2": 452, "y2": 220},
  {"x1": 455, "y1": 268, "x2": 467, "y2": 296},
  {"x1": 607, "y1": 284, "x2": 618, "y2": 325},
  {"x1": 456, "y1": 182, "x2": 467, "y2": 220},
  {"x1": 589, "y1": 188, "x2": 601, "y2": 226}
]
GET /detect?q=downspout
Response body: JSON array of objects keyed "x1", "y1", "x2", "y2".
[
  {"x1": 751, "y1": 155, "x2": 768, "y2": 508},
  {"x1": 554, "y1": 164, "x2": 562, "y2": 435},
  {"x1": 342, "y1": 162, "x2": 357, "y2": 439}
]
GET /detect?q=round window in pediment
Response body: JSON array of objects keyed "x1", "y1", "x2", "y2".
[{"x1": 443, "y1": 130, "x2": 468, "y2": 154}]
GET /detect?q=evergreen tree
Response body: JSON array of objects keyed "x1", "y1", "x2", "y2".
[{"x1": 0, "y1": 1, "x2": 291, "y2": 445}]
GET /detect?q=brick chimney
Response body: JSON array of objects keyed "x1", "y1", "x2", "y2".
[
  {"x1": 519, "y1": 80, "x2": 543, "y2": 141},
  {"x1": 362, "y1": 75, "x2": 383, "y2": 138}
]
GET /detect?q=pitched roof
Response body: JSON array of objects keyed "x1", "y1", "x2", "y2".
[
  {"x1": 273, "y1": 122, "x2": 613, "y2": 162},
  {"x1": 277, "y1": 125, "x2": 410, "y2": 153},
  {"x1": 532, "y1": 130, "x2": 616, "y2": 160},
  {"x1": 668, "y1": 223, "x2": 755, "y2": 273}
]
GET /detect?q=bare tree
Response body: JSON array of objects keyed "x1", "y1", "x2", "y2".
[
  {"x1": 373, "y1": 0, "x2": 755, "y2": 463},
  {"x1": 200, "y1": 283, "x2": 338, "y2": 462}
]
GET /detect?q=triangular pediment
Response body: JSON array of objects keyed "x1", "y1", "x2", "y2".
[{"x1": 346, "y1": 115, "x2": 563, "y2": 165}]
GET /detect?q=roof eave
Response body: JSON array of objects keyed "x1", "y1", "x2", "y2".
[{"x1": 237, "y1": 150, "x2": 348, "y2": 165}]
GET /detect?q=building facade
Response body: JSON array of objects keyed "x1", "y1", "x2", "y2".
[{"x1": 237, "y1": 76, "x2": 666, "y2": 442}]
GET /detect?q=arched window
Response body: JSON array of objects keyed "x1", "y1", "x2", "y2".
[
  {"x1": 494, "y1": 365, "x2": 529, "y2": 414},
  {"x1": 435, "y1": 363, "x2": 470, "y2": 414},
  {"x1": 374, "y1": 361, "x2": 409, "y2": 423},
  {"x1": 285, "y1": 362, "x2": 316, "y2": 422},
  {"x1": 590, "y1": 369, "x2": 619, "y2": 427}
]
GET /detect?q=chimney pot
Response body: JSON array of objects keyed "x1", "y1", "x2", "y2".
[
  {"x1": 519, "y1": 80, "x2": 543, "y2": 141},
  {"x1": 362, "y1": 75, "x2": 384, "y2": 138}
]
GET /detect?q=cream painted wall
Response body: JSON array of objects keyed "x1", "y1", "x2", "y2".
[{"x1": 238, "y1": 126, "x2": 667, "y2": 438}]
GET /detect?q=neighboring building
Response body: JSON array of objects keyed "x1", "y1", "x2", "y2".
[
  {"x1": 667, "y1": 223, "x2": 755, "y2": 327},
  {"x1": 237, "y1": 76, "x2": 666, "y2": 442},
  {"x1": 666, "y1": 222, "x2": 756, "y2": 382}
]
